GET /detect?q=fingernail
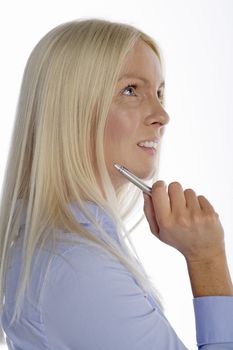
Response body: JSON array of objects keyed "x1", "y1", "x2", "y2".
[{"x1": 158, "y1": 181, "x2": 166, "y2": 187}]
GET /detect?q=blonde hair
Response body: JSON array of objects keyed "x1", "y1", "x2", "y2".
[{"x1": 0, "y1": 18, "x2": 166, "y2": 338}]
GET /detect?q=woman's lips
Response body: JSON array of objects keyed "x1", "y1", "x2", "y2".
[{"x1": 137, "y1": 145, "x2": 157, "y2": 155}]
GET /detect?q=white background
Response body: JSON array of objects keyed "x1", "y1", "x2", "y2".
[{"x1": 0, "y1": 0, "x2": 233, "y2": 349}]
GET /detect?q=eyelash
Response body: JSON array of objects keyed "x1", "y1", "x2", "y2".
[{"x1": 122, "y1": 83, "x2": 164, "y2": 102}]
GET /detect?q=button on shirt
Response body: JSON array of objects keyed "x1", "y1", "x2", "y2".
[{"x1": 2, "y1": 201, "x2": 233, "y2": 349}]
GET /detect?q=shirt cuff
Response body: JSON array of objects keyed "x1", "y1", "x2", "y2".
[{"x1": 193, "y1": 296, "x2": 233, "y2": 346}]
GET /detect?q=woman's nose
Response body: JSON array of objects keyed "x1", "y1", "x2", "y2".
[{"x1": 144, "y1": 103, "x2": 170, "y2": 126}]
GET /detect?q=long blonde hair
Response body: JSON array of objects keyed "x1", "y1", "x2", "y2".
[{"x1": 0, "y1": 18, "x2": 166, "y2": 335}]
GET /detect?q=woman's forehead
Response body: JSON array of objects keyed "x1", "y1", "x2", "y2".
[{"x1": 118, "y1": 41, "x2": 164, "y2": 87}]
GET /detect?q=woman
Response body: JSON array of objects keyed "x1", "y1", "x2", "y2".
[{"x1": 0, "y1": 18, "x2": 233, "y2": 349}]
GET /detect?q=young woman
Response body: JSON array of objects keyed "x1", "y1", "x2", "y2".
[{"x1": 0, "y1": 18, "x2": 233, "y2": 349}]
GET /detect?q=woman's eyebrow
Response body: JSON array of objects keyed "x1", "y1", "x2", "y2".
[{"x1": 118, "y1": 74, "x2": 165, "y2": 88}]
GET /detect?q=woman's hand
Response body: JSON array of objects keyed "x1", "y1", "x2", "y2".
[{"x1": 143, "y1": 181, "x2": 226, "y2": 263}]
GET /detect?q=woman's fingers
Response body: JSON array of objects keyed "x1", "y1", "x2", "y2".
[
  {"x1": 150, "y1": 181, "x2": 171, "y2": 227},
  {"x1": 198, "y1": 195, "x2": 218, "y2": 215},
  {"x1": 143, "y1": 179, "x2": 225, "y2": 261},
  {"x1": 167, "y1": 182, "x2": 186, "y2": 214},
  {"x1": 184, "y1": 189, "x2": 202, "y2": 211}
]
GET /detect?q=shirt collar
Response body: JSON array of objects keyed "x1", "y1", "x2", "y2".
[
  {"x1": 17, "y1": 200, "x2": 119, "y2": 244},
  {"x1": 68, "y1": 201, "x2": 120, "y2": 243}
]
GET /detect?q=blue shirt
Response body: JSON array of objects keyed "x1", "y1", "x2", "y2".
[{"x1": 2, "y1": 201, "x2": 233, "y2": 349}]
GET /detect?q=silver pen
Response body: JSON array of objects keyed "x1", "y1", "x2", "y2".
[{"x1": 113, "y1": 163, "x2": 152, "y2": 196}]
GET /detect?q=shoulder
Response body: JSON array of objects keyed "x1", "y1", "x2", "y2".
[
  {"x1": 39, "y1": 240, "x2": 186, "y2": 349},
  {"x1": 41, "y1": 240, "x2": 138, "y2": 297}
]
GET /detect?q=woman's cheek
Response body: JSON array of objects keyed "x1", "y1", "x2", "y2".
[{"x1": 105, "y1": 98, "x2": 144, "y2": 139}]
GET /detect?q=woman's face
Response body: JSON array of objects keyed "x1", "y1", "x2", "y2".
[{"x1": 104, "y1": 39, "x2": 170, "y2": 189}]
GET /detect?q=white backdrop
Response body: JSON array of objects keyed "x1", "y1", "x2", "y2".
[{"x1": 0, "y1": 0, "x2": 232, "y2": 349}]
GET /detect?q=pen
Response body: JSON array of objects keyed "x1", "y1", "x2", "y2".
[{"x1": 113, "y1": 163, "x2": 152, "y2": 196}]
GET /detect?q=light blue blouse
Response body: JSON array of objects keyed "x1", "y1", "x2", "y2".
[{"x1": 2, "y1": 201, "x2": 233, "y2": 349}]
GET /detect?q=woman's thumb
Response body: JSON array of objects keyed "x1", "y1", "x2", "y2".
[{"x1": 143, "y1": 193, "x2": 160, "y2": 238}]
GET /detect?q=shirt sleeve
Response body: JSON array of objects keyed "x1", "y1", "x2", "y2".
[
  {"x1": 40, "y1": 243, "x2": 188, "y2": 350},
  {"x1": 193, "y1": 296, "x2": 233, "y2": 349}
]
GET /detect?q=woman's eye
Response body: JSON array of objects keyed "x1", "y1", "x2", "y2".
[
  {"x1": 158, "y1": 90, "x2": 164, "y2": 103},
  {"x1": 121, "y1": 84, "x2": 164, "y2": 103},
  {"x1": 122, "y1": 84, "x2": 137, "y2": 96}
]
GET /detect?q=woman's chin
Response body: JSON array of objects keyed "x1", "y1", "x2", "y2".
[{"x1": 133, "y1": 165, "x2": 156, "y2": 181}]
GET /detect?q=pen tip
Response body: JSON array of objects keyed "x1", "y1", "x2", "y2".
[{"x1": 113, "y1": 163, "x2": 121, "y2": 170}]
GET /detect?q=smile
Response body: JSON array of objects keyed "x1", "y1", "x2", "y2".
[{"x1": 137, "y1": 145, "x2": 157, "y2": 155}]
